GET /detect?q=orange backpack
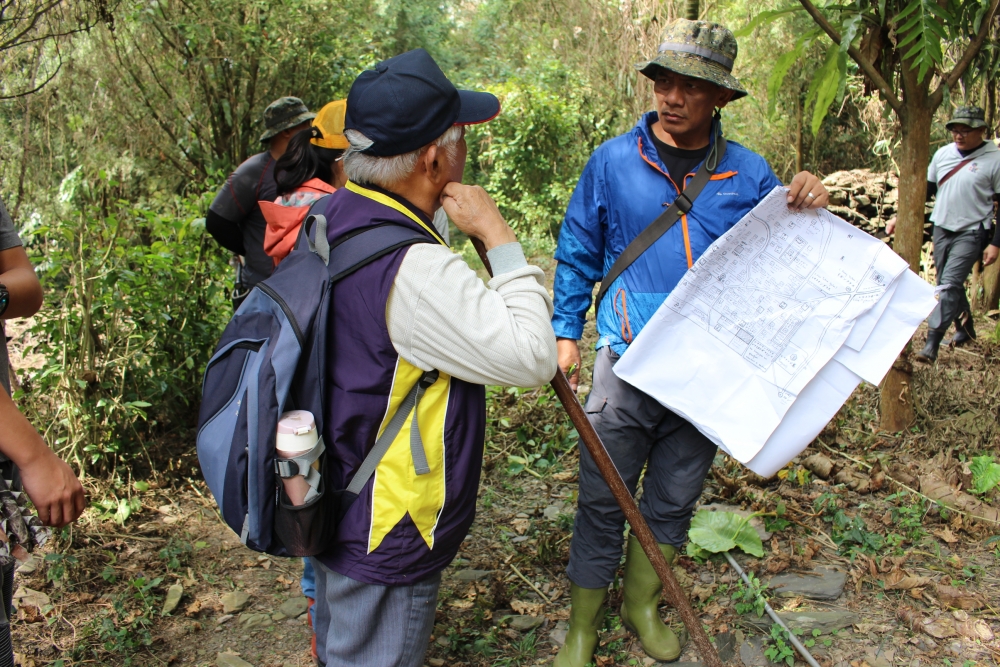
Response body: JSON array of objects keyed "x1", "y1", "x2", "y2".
[{"x1": 260, "y1": 178, "x2": 337, "y2": 265}]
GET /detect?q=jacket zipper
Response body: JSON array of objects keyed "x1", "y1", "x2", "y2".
[{"x1": 256, "y1": 282, "x2": 305, "y2": 348}]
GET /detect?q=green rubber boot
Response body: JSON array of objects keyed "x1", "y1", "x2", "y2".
[
  {"x1": 553, "y1": 584, "x2": 607, "y2": 667},
  {"x1": 619, "y1": 534, "x2": 684, "y2": 662}
]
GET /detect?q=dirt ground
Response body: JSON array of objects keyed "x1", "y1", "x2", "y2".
[{"x1": 10, "y1": 269, "x2": 1000, "y2": 666}]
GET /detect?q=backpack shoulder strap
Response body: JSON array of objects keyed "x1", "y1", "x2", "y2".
[
  {"x1": 594, "y1": 129, "x2": 727, "y2": 312},
  {"x1": 326, "y1": 223, "x2": 435, "y2": 282},
  {"x1": 321, "y1": 223, "x2": 440, "y2": 498}
]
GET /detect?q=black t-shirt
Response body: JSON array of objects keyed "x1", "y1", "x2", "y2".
[
  {"x1": 650, "y1": 132, "x2": 709, "y2": 191},
  {"x1": 208, "y1": 152, "x2": 278, "y2": 287}
]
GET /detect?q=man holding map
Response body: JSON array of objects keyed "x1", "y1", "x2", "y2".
[{"x1": 551, "y1": 19, "x2": 830, "y2": 666}]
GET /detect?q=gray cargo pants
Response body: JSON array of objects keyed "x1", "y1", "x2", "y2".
[
  {"x1": 309, "y1": 559, "x2": 441, "y2": 667},
  {"x1": 567, "y1": 347, "x2": 717, "y2": 589},
  {"x1": 927, "y1": 225, "x2": 988, "y2": 332}
]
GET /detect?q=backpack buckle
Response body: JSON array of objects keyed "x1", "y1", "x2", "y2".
[
  {"x1": 418, "y1": 370, "x2": 439, "y2": 389},
  {"x1": 274, "y1": 458, "x2": 301, "y2": 478}
]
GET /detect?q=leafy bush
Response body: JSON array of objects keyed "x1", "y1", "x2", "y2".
[
  {"x1": 16, "y1": 164, "x2": 230, "y2": 472},
  {"x1": 467, "y1": 68, "x2": 617, "y2": 241}
]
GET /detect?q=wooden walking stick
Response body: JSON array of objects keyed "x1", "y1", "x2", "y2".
[{"x1": 470, "y1": 239, "x2": 723, "y2": 667}]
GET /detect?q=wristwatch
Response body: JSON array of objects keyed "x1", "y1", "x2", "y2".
[{"x1": 0, "y1": 283, "x2": 8, "y2": 318}]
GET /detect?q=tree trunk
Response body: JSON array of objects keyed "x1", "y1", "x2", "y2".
[
  {"x1": 983, "y1": 259, "x2": 1000, "y2": 310},
  {"x1": 972, "y1": 260, "x2": 984, "y2": 313},
  {"x1": 880, "y1": 98, "x2": 933, "y2": 431}
]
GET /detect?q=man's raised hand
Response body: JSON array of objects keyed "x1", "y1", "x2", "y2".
[
  {"x1": 786, "y1": 172, "x2": 830, "y2": 211},
  {"x1": 440, "y1": 183, "x2": 517, "y2": 251}
]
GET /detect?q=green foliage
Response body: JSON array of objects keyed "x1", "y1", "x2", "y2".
[
  {"x1": 764, "y1": 623, "x2": 796, "y2": 666},
  {"x1": 831, "y1": 509, "x2": 885, "y2": 553},
  {"x1": 159, "y1": 539, "x2": 194, "y2": 571},
  {"x1": 92, "y1": 576, "x2": 163, "y2": 664},
  {"x1": 19, "y1": 164, "x2": 230, "y2": 471},
  {"x1": 895, "y1": 0, "x2": 953, "y2": 83},
  {"x1": 92, "y1": 496, "x2": 143, "y2": 525},
  {"x1": 732, "y1": 571, "x2": 768, "y2": 617},
  {"x1": 467, "y1": 68, "x2": 615, "y2": 239},
  {"x1": 805, "y1": 43, "x2": 848, "y2": 136},
  {"x1": 765, "y1": 32, "x2": 815, "y2": 119},
  {"x1": 45, "y1": 552, "x2": 79, "y2": 584},
  {"x1": 487, "y1": 385, "x2": 579, "y2": 477},
  {"x1": 970, "y1": 455, "x2": 1000, "y2": 494},
  {"x1": 764, "y1": 500, "x2": 791, "y2": 533},
  {"x1": 688, "y1": 510, "x2": 765, "y2": 557},
  {"x1": 740, "y1": 0, "x2": 1000, "y2": 141}
]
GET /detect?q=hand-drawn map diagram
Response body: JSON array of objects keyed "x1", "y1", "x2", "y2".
[
  {"x1": 666, "y1": 186, "x2": 908, "y2": 399},
  {"x1": 615, "y1": 186, "x2": 932, "y2": 467}
]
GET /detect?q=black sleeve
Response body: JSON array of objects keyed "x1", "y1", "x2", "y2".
[
  {"x1": 206, "y1": 210, "x2": 246, "y2": 255},
  {"x1": 993, "y1": 195, "x2": 1000, "y2": 247},
  {"x1": 926, "y1": 181, "x2": 937, "y2": 201}
]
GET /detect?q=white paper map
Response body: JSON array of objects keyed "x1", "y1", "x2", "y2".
[{"x1": 614, "y1": 186, "x2": 934, "y2": 474}]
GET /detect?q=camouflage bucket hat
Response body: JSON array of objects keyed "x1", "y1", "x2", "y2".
[
  {"x1": 259, "y1": 96, "x2": 316, "y2": 143},
  {"x1": 946, "y1": 105, "x2": 987, "y2": 130},
  {"x1": 635, "y1": 19, "x2": 747, "y2": 100}
]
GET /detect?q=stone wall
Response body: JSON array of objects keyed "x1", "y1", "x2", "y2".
[{"x1": 821, "y1": 169, "x2": 933, "y2": 242}]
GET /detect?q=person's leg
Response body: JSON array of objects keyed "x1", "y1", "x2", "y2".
[
  {"x1": 309, "y1": 557, "x2": 331, "y2": 667},
  {"x1": 641, "y1": 412, "x2": 718, "y2": 548},
  {"x1": 920, "y1": 226, "x2": 957, "y2": 360},
  {"x1": 566, "y1": 347, "x2": 662, "y2": 589},
  {"x1": 941, "y1": 226, "x2": 989, "y2": 345},
  {"x1": 927, "y1": 227, "x2": 982, "y2": 357},
  {"x1": 558, "y1": 347, "x2": 662, "y2": 667},
  {"x1": 0, "y1": 562, "x2": 16, "y2": 667},
  {"x1": 312, "y1": 558, "x2": 440, "y2": 667},
  {"x1": 619, "y1": 411, "x2": 716, "y2": 660},
  {"x1": 937, "y1": 229, "x2": 979, "y2": 325},
  {"x1": 301, "y1": 558, "x2": 318, "y2": 663}
]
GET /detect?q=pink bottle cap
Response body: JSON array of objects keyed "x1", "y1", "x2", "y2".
[{"x1": 277, "y1": 410, "x2": 316, "y2": 435}]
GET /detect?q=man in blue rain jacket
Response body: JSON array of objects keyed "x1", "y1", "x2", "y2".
[{"x1": 551, "y1": 18, "x2": 831, "y2": 667}]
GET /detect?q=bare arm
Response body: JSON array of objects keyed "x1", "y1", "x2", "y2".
[
  {"x1": 0, "y1": 390, "x2": 85, "y2": 527},
  {"x1": 0, "y1": 246, "x2": 42, "y2": 319}
]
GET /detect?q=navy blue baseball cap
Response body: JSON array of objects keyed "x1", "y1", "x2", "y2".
[{"x1": 345, "y1": 48, "x2": 501, "y2": 157}]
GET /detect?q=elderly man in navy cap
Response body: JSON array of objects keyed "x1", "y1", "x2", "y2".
[{"x1": 306, "y1": 49, "x2": 557, "y2": 667}]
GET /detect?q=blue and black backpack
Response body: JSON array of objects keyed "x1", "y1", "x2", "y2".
[{"x1": 196, "y1": 206, "x2": 433, "y2": 556}]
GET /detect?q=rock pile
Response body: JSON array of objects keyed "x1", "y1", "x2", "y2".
[{"x1": 821, "y1": 168, "x2": 933, "y2": 242}]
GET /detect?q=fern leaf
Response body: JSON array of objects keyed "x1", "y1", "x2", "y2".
[{"x1": 894, "y1": 0, "x2": 945, "y2": 83}]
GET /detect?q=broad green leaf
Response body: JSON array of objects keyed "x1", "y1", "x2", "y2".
[
  {"x1": 688, "y1": 510, "x2": 764, "y2": 557},
  {"x1": 839, "y1": 12, "x2": 864, "y2": 56},
  {"x1": 970, "y1": 455, "x2": 1000, "y2": 494},
  {"x1": 114, "y1": 498, "x2": 132, "y2": 525},
  {"x1": 766, "y1": 32, "x2": 812, "y2": 119},
  {"x1": 805, "y1": 43, "x2": 846, "y2": 136},
  {"x1": 767, "y1": 49, "x2": 804, "y2": 119}
]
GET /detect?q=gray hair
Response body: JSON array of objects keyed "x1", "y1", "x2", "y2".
[{"x1": 343, "y1": 125, "x2": 464, "y2": 189}]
